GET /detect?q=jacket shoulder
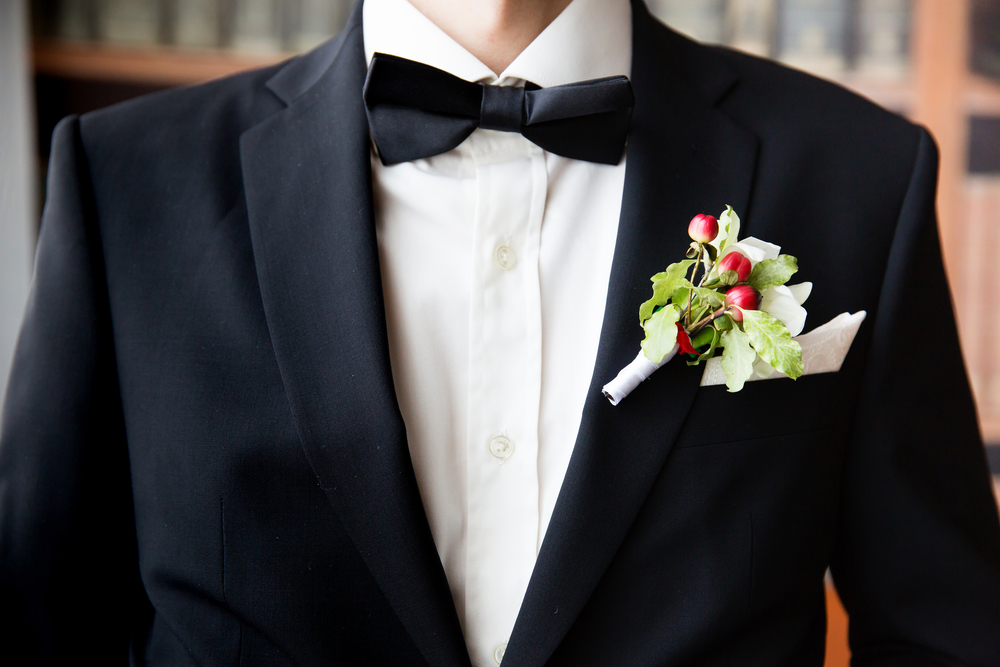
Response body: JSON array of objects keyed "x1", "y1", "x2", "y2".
[
  {"x1": 77, "y1": 60, "x2": 286, "y2": 160},
  {"x1": 76, "y1": 27, "x2": 349, "y2": 152},
  {"x1": 706, "y1": 42, "x2": 924, "y2": 166}
]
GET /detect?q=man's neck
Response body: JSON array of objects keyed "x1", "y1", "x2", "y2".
[{"x1": 405, "y1": 0, "x2": 574, "y2": 75}]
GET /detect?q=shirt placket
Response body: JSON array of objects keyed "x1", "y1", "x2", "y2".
[{"x1": 464, "y1": 136, "x2": 547, "y2": 666}]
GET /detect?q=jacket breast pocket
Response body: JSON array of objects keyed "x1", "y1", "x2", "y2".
[{"x1": 674, "y1": 371, "x2": 849, "y2": 449}]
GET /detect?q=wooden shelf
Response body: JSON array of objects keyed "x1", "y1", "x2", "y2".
[
  {"x1": 831, "y1": 72, "x2": 915, "y2": 113},
  {"x1": 32, "y1": 40, "x2": 293, "y2": 87},
  {"x1": 833, "y1": 72, "x2": 1000, "y2": 120},
  {"x1": 966, "y1": 74, "x2": 1000, "y2": 115}
]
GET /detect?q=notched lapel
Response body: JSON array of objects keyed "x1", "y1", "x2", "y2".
[
  {"x1": 504, "y1": 5, "x2": 760, "y2": 666},
  {"x1": 239, "y1": 10, "x2": 470, "y2": 667}
]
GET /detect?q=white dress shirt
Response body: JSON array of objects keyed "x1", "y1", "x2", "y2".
[{"x1": 363, "y1": 0, "x2": 631, "y2": 664}]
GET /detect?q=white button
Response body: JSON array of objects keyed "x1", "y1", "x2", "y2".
[
  {"x1": 495, "y1": 246, "x2": 516, "y2": 270},
  {"x1": 494, "y1": 642, "x2": 507, "y2": 664},
  {"x1": 489, "y1": 435, "x2": 513, "y2": 459}
]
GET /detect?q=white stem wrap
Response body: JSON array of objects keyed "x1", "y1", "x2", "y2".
[{"x1": 602, "y1": 345, "x2": 678, "y2": 406}]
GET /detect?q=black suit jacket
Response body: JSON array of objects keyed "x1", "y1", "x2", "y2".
[{"x1": 3, "y1": 1, "x2": 999, "y2": 665}]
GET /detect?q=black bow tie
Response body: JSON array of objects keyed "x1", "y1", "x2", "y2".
[{"x1": 362, "y1": 53, "x2": 635, "y2": 166}]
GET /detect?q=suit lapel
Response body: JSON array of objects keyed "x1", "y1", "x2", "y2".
[
  {"x1": 239, "y1": 7, "x2": 470, "y2": 667},
  {"x1": 503, "y1": 5, "x2": 759, "y2": 666}
]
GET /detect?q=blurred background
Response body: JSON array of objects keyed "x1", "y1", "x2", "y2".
[{"x1": 1, "y1": 1, "x2": 999, "y2": 664}]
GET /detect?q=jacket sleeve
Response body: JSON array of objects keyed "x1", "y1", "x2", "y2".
[
  {"x1": 830, "y1": 126, "x2": 1000, "y2": 666},
  {"x1": 0, "y1": 116, "x2": 150, "y2": 663}
]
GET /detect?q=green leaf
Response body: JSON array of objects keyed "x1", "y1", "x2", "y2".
[
  {"x1": 747, "y1": 254, "x2": 798, "y2": 292},
  {"x1": 691, "y1": 286, "x2": 725, "y2": 308},
  {"x1": 741, "y1": 310, "x2": 804, "y2": 379},
  {"x1": 693, "y1": 327, "x2": 722, "y2": 364},
  {"x1": 641, "y1": 261, "x2": 695, "y2": 324},
  {"x1": 720, "y1": 325, "x2": 755, "y2": 392},
  {"x1": 715, "y1": 314, "x2": 734, "y2": 331},
  {"x1": 718, "y1": 269, "x2": 739, "y2": 286},
  {"x1": 690, "y1": 327, "x2": 716, "y2": 349},
  {"x1": 650, "y1": 259, "x2": 694, "y2": 282},
  {"x1": 672, "y1": 284, "x2": 691, "y2": 307},
  {"x1": 641, "y1": 304, "x2": 681, "y2": 364}
]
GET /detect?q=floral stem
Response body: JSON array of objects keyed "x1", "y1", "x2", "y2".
[
  {"x1": 688, "y1": 307, "x2": 727, "y2": 337},
  {"x1": 686, "y1": 246, "x2": 702, "y2": 328}
]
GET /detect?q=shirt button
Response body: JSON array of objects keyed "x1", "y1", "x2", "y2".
[
  {"x1": 494, "y1": 642, "x2": 507, "y2": 664},
  {"x1": 489, "y1": 435, "x2": 513, "y2": 460},
  {"x1": 495, "y1": 245, "x2": 516, "y2": 270}
]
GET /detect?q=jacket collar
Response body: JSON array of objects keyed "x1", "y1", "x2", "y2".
[{"x1": 241, "y1": 2, "x2": 757, "y2": 665}]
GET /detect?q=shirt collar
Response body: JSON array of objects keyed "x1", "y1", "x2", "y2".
[{"x1": 362, "y1": 0, "x2": 632, "y2": 88}]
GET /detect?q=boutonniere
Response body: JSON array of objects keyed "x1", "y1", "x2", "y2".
[{"x1": 604, "y1": 206, "x2": 859, "y2": 404}]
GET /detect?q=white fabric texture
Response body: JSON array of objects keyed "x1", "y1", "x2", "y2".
[{"x1": 363, "y1": 0, "x2": 632, "y2": 664}]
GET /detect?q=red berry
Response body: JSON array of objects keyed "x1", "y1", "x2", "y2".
[
  {"x1": 688, "y1": 214, "x2": 719, "y2": 244},
  {"x1": 717, "y1": 251, "x2": 752, "y2": 282},
  {"x1": 725, "y1": 285, "x2": 760, "y2": 321}
]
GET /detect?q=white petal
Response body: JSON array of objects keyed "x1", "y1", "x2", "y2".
[
  {"x1": 719, "y1": 207, "x2": 740, "y2": 252},
  {"x1": 727, "y1": 241, "x2": 768, "y2": 264},
  {"x1": 787, "y1": 282, "x2": 813, "y2": 305},
  {"x1": 739, "y1": 236, "x2": 781, "y2": 262},
  {"x1": 711, "y1": 207, "x2": 741, "y2": 255},
  {"x1": 761, "y1": 285, "x2": 808, "y2": 337}
]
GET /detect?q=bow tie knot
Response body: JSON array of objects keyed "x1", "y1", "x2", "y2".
[
  {"x1": 363, "y1": 53, "x2": 634, "y2": 165},
  {"x1": 480, "y1": 85, "x2": 526, "y2": 132}
]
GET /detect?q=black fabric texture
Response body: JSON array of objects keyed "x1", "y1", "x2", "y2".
[
  {"x1": 362, "y1": 51, "x2": 634, "y2": 165},
  {"x1": 1, "y1": 0, "x2": 999, "y2": 665},
  {"x1": 480, "y1": 85, "x2": 525, "y2": 132}
]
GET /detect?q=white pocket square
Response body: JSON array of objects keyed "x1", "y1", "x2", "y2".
[{"x1": 700, "y1": 311, "x2": 867, "y2": 387}]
